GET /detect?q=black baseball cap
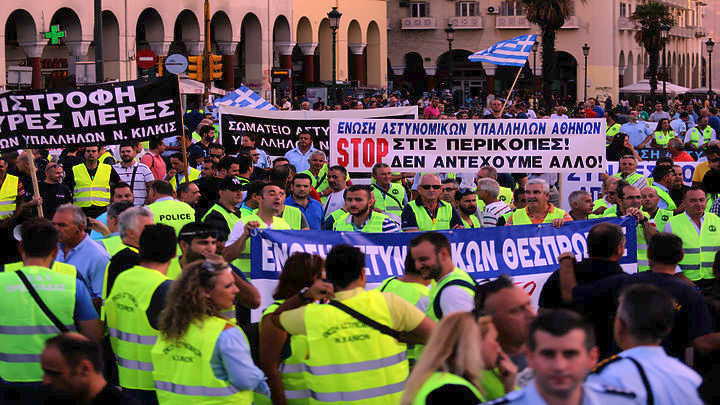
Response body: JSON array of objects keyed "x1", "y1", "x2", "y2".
[{"x1": 219, "y1": 176, "x2": 245, "y2": 191}]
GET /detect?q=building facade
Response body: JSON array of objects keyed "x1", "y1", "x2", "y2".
[
  {"x1": 388, "y1": 0, "x2": 710, "y2": 103},
  {"x1": 1, "y1": 0, "x2": 387, "y2": 98}
]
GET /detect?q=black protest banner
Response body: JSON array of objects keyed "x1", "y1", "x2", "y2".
[
  {"x1": 0, "y1": 76, "x2": 182, "y2": 151},
  {"x1": 218, "y1": 105, "x2": 417, "y2": 157}
]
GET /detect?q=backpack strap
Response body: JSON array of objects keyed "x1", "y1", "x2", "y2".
[
  {"x1": 379, "y1": 277, "x2": 398, "y2": 292},
  {"x1": 626, "y1": 357, "x2": 654, "y2": 405},
  {"x1": 432, "y1": 279, "x2": 476, "y2": 320},
  {"x1": 16, "y1": 271, "x2": 70, "y2": 333}
]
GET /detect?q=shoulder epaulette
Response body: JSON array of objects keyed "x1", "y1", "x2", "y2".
[
  {"x1": 594, "y1": 384, "x2": 637, "y2": 398},
  {"x1": 590, "y1": 354, "x2": 622, "y2": 374}
]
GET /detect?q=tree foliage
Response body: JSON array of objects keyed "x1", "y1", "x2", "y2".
[{"x1": 630, "y1": 1, "x2": 674, "y2": 102}]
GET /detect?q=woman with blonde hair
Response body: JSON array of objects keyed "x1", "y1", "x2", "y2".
[
  {"x1": 151, "y1": 257, "x2": 269, "y2": 404},
  {"x1": 402, "y1": 312, "x2": 487, "y2": 404}
]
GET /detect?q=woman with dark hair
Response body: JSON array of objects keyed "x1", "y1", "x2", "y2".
[
  {"x1": 257, "y1": 252, "x2": 325, "y2": 405},
  {"x1": 651, "y1": 118, "x2": 678, "y2": 148},
  {"x1": 151, "y1": 257, "x2": 269, "y2": 404},
  {"x1": 607, "y1": 132, "x2": 642, "y2": 162}
]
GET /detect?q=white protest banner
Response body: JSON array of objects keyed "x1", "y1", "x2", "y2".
[
  {"x1": 329, "y1": 118, "x2": 606, "y2": 173},
  {"x1": 560, "y1": 161, "x2": 701, "y2": 212}
]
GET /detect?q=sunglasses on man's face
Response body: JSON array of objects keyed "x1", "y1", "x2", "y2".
[{"x1": 420, "y1": 185, "x2": 442, "y2": 190}]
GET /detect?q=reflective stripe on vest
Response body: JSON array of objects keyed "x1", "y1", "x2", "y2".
[
  {"x1": 689, "y1": 126, "x2": 713, "y2": 147},
  {"x1": 73, "y1": 164, "x2": 112, "y2": 207},
  {"x1": 152, "y1": 316, "x2": 252, "y2": 404},
  {"x1": 372, "y1": 183, "x2": 405, "y2": 212},
  {"x1": 654, "y1": 130, "x2": 675, "y2": 146},
  {"x1": 0, "y1": 174, "x2": 18, "y2": 219},
  {"x1": 303, "y1": 290, "x2": 409, "y2": 405},
  {"x1": 105, "y1": 266, "x2": 167, "y2": 389},
  {"x1": 407, "y1": 200, "x2": 453, "y2": 230},
  {"x1": 511, "y1": 206, "x2": 567, "y2": 225},
  {"x1": 668, "y1": 213, "x2": 720, "y2": 280},
  {"x1": 0, "y1": 267, "x2": 76, "y2": 382},
  {"x1": 333, "y1": 211, "x2": 389, "y2": 232}
]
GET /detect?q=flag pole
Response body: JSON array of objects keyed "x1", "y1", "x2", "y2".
[{"x1": 500, "y1": 66, "x2": 523, "y2": 115}]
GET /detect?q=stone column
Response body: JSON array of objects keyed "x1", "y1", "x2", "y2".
[
  {"x1": 185, "y1": 41, "x2": 204, "y2": 56},
  {"x1": 274, "y1": 42, "x2": 296, "y2": 69},
  {"x1": 19, "y1": 41, "x2": 45, "y2": 89},
  {"x1": 298, "y1": 42, "x2": 318, "y2": 84},
  {"x1": 65, "y1": 40, "x2": 92, "y2": 81},
  {"x1": 217, "y1": 41, "x2": 239, "y2": 89},
  {"x1": 348, "y1": 43, "x2": 367, "y2": 85}
]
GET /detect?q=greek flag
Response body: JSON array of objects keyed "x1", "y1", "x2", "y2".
[
  {"x1": 468, "y1": 34, "x2": 537, "y2": 66},
  {"x1": 212, "y1": 85, "x2": 277, "y2": 111}
]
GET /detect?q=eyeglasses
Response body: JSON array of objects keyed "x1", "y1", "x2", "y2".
[{"x1": 420, "y1": 185, "x2": 442, "y2": 190}]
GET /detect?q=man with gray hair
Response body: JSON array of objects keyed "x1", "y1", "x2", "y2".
[
  {"x1": 97, "y1": 201, "x2": 134, "y2": 256},
  {"x1": 568, "y1": 190, "x2": 594, "y2": 220},
  {"x1": 477, "y1": 177, "x2": 511, "y2": 227},
  {"x1": 476, "y1": 165, "x2": 514, "y2": 204},
  {"x1": 103, "y1": 206, "x2": 155, "y2": 301},
  {"x1": 53, "y1": 204, "x2": 110, "y2": 299},
  {"x1": 613, "y1": 155, "x2": 648, "y2": 190},
  {"x1": 402, "y1": 173, "x2": 464, "y2": 231},
  {"x1": 507, "y1": 178, "x2": 571, "y2": 227},
  {"x1": 300, "y1": 150, "x2": 329, "y2": 195}
]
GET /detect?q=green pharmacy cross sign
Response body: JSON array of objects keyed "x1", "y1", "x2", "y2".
[{"x1": 45, "y1": 25, "x2": 65, "y2": 45}]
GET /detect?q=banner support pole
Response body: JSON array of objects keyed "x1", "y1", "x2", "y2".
[
  {"x1": 500, "y1": 65, "x2": 523, "y2": 115},
  {"x1": 24, "y1": 149, "x2": 43, "y2": 217},
  {"x1": 177, "y1": 75, "x2": 190, "y2": 188}
]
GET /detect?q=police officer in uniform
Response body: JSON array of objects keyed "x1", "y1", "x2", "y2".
[
  {"x1": 586, "y1": 284, "x2": 703, "y2": 405},
  {"x1": 145, "y1": 180, "x2": 195, "y2": 236},
  {"x1": 485, "y1": 310, "x2": 638, "y2": 405}
]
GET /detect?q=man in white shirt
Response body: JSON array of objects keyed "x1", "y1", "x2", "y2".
[
  {"x1": 550, "y1": 106, "x2": 569, "y2": 119},
  {"x1": 322, "y1": 165, "x2": 348, "y2": 219},
  {"x1": 113, "y1": 141, "x2": 154, "y2": 205},
  {"x1": 478, "y1": 178, "x2": 512, "y2": 227}
]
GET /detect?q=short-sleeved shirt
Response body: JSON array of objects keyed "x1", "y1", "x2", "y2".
[
  {"x1": 621, "y1": 121, "x2": 653, "y2": 146},
  {"x1": 481, "y1": 201, "x2": 512, "y2": 227},
  {"x1": 692, "y1": 161, "x2": 711, "y2": 183},
  {"x1": 140, "y1": 151, "x2": 166, "y2": 181},
  {"x1": 56, "y1": 236, "x2": 110, "y2": 299},
  {"x1": 113, "y1": 162, "x2": 154, "y2": 205},
  {"x1": 279, "y1": 287, "x2": 425, "y2": 335},
  {"x1": 285, "y1": 195, "x2": 324, "y2": 230}
]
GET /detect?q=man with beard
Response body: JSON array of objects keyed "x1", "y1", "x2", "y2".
[
  {"x1": 454, "y1": 188, "x2": 480, "y2": 228},
  {"x1": 409, "y1": 232, "x2": 475, "y2": 321},
  {"x1": 332, "y1": 185, "x2": 399, "y2": 232},
  {"x1": 113, "y1": 141, "x2": 153, "y2": 206},
  {"x1": 285, "y1": 173, "x2": 324, "y2": 230}
]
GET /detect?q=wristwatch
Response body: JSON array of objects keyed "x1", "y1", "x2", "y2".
[{"x1": 298, "y1": 287, "x2": 312, "y2": 304}]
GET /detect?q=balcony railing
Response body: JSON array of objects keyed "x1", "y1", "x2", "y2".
[
  {"x1": 618, "y1": 17, "x2": 637, "y2": 31},
  {"x1": 561, "y1": 16, "x2": 579, "y2": 29},
  {"x1": 401, "y1": 17, "x2": 437, "y2": 30},
  {"x1": 448, "y1": 16, "x2": 484, "y2": 30},
  {"x1": 495, "y1": 15, "x2": 531, "y2": 29},
  {"x1": 670, "y1": 26, "x2": 694, "y2": 38}
]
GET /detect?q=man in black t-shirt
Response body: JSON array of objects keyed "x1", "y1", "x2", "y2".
[{"x1": 39, "y1": 163, "x2": 73, "y2": 219}]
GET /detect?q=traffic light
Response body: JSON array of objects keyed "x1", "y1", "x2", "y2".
[
  {"x1": 188, "y1": 55, "x2": 203, "y2": 80},
  {"x1": 209, "y1": 54, "x2": 223, "y2": 80}
]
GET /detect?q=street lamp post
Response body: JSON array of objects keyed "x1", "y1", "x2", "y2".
[
  {"x1": 661, "y1": 24, "x2": 670, "y2": 105},
  {"x1": 327, "y1": 7, "x2": 342, "y2": 108},
  {"x1": 706, "y1": 37, "x2": 715, "y2": 96},
  {"x1": 444, "y1": 24, "x2": 455, "y2": 104},
  {"x1": 582, "y1": 43, "x2": 590, "y2": 102},
  {"x1": 94, "y1": 0, "x2": 103, "y2": 82},
  {"x1": 532, "y1": 41, "x2": 538, "y2": 110}
]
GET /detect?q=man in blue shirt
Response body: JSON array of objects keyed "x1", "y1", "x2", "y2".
[
  {"x1": 285, "y1": 173, "x2": 323, "y2": 230},
  {"x1": 53, "y1": 204, "x2": 110, "y2": 299},
  {"x1": 240, "y1": 132, "x2": 270, "y2": 169},
  {"x1": 670, "y1": 112, "x2": 691, "y2": 138},
  {"x1": 621, "y1": 112, "x2": 654, "y2": 147},
  {"x1": 284, "y1": 130, "x2": 318, "y2": 173}
]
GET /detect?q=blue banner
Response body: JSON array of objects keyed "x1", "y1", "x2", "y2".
[{"x1": 250, "y1": 217, "x2": 637, "y2": 282}]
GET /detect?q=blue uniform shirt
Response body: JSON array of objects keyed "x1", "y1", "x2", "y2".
[
  {"x1": 620, "y1": 121, "x2": 653, "y2": 147},
  {"x1": 485, "y1": 380, "x2": 637, "y2": 405},
  {"x1": 586, "y1": 346, "x2": 702, "y2": 405},
  {"x1": 285, "y1": 195, "x2": 324, "y2": 230}
]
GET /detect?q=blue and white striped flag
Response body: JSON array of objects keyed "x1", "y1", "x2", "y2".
[
  {"x1": 212, "y1": 85, "x2": 277, "y2": 111},
  {"x1": 468, "y1": 34, "x2": 538, "y2": 66}
]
